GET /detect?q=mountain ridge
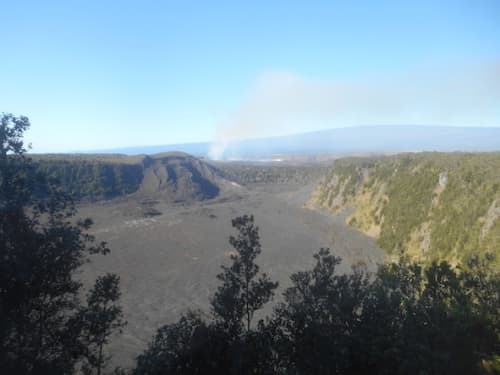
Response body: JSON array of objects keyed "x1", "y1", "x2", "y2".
[{"x1": 80, "y1": 125, "x2": 500, "y2": 158}]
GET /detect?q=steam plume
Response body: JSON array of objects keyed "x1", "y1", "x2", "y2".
[{"x1": 209, "y1": 62, "x2": 500, "y2": 160}]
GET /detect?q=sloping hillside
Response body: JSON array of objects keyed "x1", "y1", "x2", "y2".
[
  {"x1": 309, "y1": 152, "x2": 500, "y2": 269},
  {"x1": 32, "y1": 152, "x2": 226, "y2": 202},
  {"x1": 138, "y1": 153, "x2": 221, "y2": 202}
]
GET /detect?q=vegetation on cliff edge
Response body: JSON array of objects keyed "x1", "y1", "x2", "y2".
[{"x1": 312, "y1": 153, "x2": 500, "y2": 269}]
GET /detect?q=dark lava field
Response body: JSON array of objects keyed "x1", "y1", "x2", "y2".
[{"x1": 76, "y1": 162, "x2": 384, "y2": 367}]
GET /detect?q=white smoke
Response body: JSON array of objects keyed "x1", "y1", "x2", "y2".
[{"x1": 209, "y1": 62, "x2": 500, "y2": 160}]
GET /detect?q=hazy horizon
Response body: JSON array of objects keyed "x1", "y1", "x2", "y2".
[
  {"x1": 1, "y1": 1, "x2": 499, "y2": 153},
  {"x1": 40, "y1": 125, "x2": 499, "y2": 160}
]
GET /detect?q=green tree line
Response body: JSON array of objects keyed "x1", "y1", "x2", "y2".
[
  {"x1": 32, "y1": 157, "x2": 144, "y2": 200},
  {"x1": 314, "y1": 153, "x2": 500, "y2": 269}
]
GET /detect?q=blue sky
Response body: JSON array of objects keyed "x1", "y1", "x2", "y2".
[{"x1": 1, "y1": 1, "x2": 499, "y2": 152}]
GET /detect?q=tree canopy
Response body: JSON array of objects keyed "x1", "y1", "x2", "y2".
[
  {"x1": 135, "y1": 224, "x2": 500, "y2": 375},
  {"x1": 0, "y1": 113, "x2": 125, "y2": 375}
]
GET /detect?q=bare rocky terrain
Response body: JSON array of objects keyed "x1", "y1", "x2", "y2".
[{"x1": 76, "y1": 161, "x2": 384, "y2": 369}]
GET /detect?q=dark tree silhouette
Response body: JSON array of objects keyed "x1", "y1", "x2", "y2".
[
  {"x1": 0, "y1": 113, "x2": 124, "y2": 375},
  {"x1": 78, "y1": 274, "x2": 126, "y2": 375},
  {"x1": 211, "y1": 215, "x2": 278, "y2": 334},
  {"x1": 133, "y1": 311, "x2": 224, "y2": 375},
  {"x1": 275, "y1": 251, "x2": 500, "y2": 375},
  {"x1": 274, "y1": 248, "x2": 369, "y2": 375},
  {"x1": 134, "y1": 215, "x2": 279, "y2": 375},
  {"x1": 134, "y1": 214, "x2": 499, "y2": 375}
]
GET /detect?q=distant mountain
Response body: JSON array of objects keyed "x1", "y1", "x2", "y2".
[
  {"x1": 90, "y1": 142, "x2": 211, "y2": 157},
  {"x1": 88, "y1": 126, "x2": 500, "y2": 159},
  {"x1": 226, "y1": 125, "x2": 500, "y2": 158}
]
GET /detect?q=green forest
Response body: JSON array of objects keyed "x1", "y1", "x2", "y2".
[
  {"x1": 1, "y1": 114, "x2": 499, "y2": 374},
  {"x1": 312, "y1": 153, "x2": 500, "y2": 270},
  {"x1": 31, "y1": 154, "x2": 145, "y2": 200}
]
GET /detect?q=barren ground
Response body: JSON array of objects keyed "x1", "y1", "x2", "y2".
[{"x1": 77, "y1": 179, "x2": 384, "y2": 369}]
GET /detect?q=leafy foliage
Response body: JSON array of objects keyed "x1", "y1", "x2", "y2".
[
  {"x1": 0, "y1": 113, "x2": 124, "y2": 374},
  {"x1": 78, "y1": 274, "x2": 126, "y2": 375},
  {"x1": 134, "y1": 218, "x2": 499, "y2": 375},
  {"x1": 212, "y1": 215, "x2": 278, "y2": 333},
  {"x1": 274, "y1": 249, "x2": 369, "y2": 374},
  {"x1": 33, "y1": 156, "x2": 144, "y2": 200},
  {"x1": 135, "y1": 215, "x2": 279, "y2": 375},
  {"x1": 217, "y1": 164, "x2": 328, "y2": 186},
  {"x1": 313, "y1": 153, "x2": 500, "y2": 269}
]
